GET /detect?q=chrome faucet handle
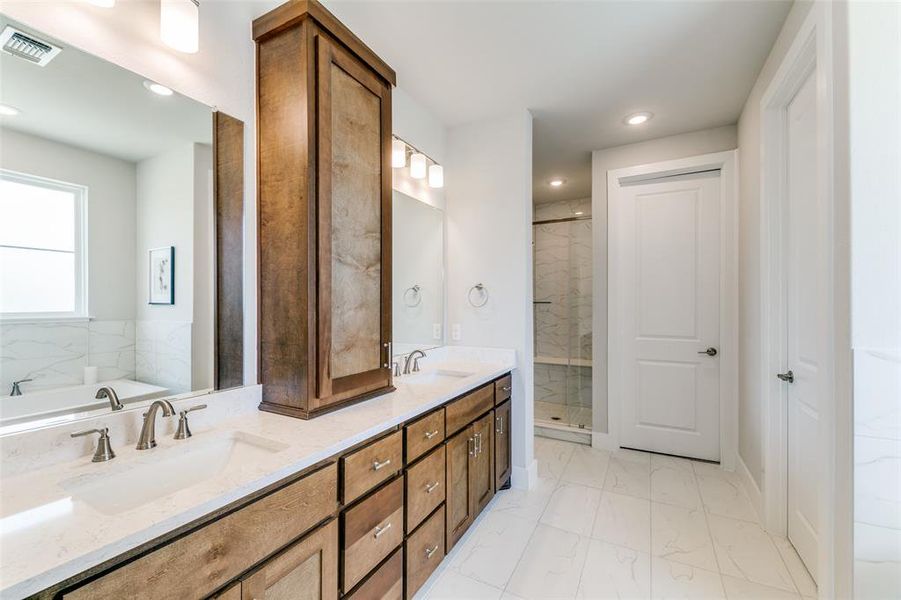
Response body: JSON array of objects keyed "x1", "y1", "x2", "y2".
[
  {"x1": 392, "y1": 361, "x2": 402, "y2": 377},
  {"x1": 412, "y1": 357, "x2": 422, "y2": 372},
  {"x1": 174, "y1": 404, "x2": 207, "y2": 440},
  {"x1": 10, "y1": 378, "x2": 33, "y2": 396},
  {"x1": 71, "y1": 427, "x2": 116, "y2": 462}
]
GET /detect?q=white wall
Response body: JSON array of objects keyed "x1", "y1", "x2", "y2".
[
  {"x1": 193, "y1": 144, "x2": 215, "y2": 391},
  {"x1": 0, "y1": 128, "x2": 137, "y2": 320},
  {"x1": 590, "y1": 125, "x2": 738, "y2": 434},
  {"x1": 735, "y1": 1, "x2": 814, "y2": 489},
  {"x1": 446, "y1": 110, "x2": 535, "y2": 487}
]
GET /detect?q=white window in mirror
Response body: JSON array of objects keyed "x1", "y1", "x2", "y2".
[{"x1": 0, "y1": 170, "x2": 87, "y2": 319}]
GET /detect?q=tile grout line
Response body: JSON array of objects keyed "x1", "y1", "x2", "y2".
[{"x1": 689, "y1": 460, "x2": 730, "y2": 597}]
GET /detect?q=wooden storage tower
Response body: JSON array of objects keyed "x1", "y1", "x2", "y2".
[{"x1": 254, "y1": 0, "x2": 396, "y2": 419}]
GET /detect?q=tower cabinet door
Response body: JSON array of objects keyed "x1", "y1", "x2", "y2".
[
  {"x1": 471, "y1": 411, "x2": 495, "y2": 515},
  {"x1": 314, "y1": 33, "x2": 393, "y2": 411},
  {"x1": 241, "y1": 520, "x2": 338, "y2": 600},
  {"x1": 494, "y1": 399, "x2": 512, "y2": 489},
  {"x1": 445, "y1": 427, "x2": 474, "y2": 550}
]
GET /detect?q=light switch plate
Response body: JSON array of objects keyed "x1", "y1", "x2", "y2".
[
  {"x1": 451, "y1": 324, "x2": 461, "y2": 341},
  {"x1": 432, "y1": 323, "x2": 441, "y2": 340}
]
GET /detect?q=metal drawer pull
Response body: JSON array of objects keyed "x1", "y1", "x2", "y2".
[
  {"x1": 424, "y1": 429, "x2": 439, "y2": 440},
  {"x1": 372, "y1": 458, "x2": 391, "y2": 471},
  {"x1": 373, "y1": 522, "x2": 392, "y2": 539},
  {"x1": 475, "y1": 432, "x2": 482, "y2": 455},
  {"x1": 501, "y1": 385, "x2": 512, "y2": 392},
  {"x1": 425, "y1": 481, "x2": 440, "y2": 494},
  {"x1": 496, "y1": 416, "x2": 504, "y2": 435},
  {"x1": 425, "y1": 545, "x2": 439, "y2": 559},
  {"x1": 468, "y1": 437, "x2": 475, "y2": 456}
]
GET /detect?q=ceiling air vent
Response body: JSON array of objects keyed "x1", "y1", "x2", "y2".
[{"x1": 0, "y1": 26, "x2": 62, "y2": 67}]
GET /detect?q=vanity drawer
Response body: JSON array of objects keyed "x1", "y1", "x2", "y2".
[
  {"x1": 405, "y1": 445, "x2": 446, "y2": 532},
  {"x1": 342, "y1": 477, "x2": 404, "y2": 592},
  {"x1": 494, "y1": 373, "x2": 512, "y2": 404},
  {"x1": 342, "y1": 430, "x2": 403, "y2": 504},
  {"x1": 63, "y1": 463, "x2": 338, "y2": 600},
  {"x1": 405, "y1": 408, "x2": 445, "y2": 463},
  {"x1": 345, "y1": 547, "x2": 403, "y2": 600},
  {"x1": 446, "y1": 383, "x2": 494, "y2": 436},
  {"x1": 405, "y1": 505, "x2": 446, "y2": 600}
]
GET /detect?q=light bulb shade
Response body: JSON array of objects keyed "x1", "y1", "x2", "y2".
[
  {"x1": 161, "y1": 0, "x2": 199, "y2": 54},
  {"x1": 392, "y1": 139, "x2": 406, "y2": 168},
  {"x1": 410, "y1": 153, "x2": 427, "y2": 179},
  {"x1": 428, "y1": 164, "x2": 444, "y2": 188}
]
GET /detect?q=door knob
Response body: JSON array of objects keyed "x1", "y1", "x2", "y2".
[
  {"x1": 697, "y1": 347, "x2": 718, "y2": 357},
  {"x1": 777, "y1": 370, "x2": 794, "y2": 383}
]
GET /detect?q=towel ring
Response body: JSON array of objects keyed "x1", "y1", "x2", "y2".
[
  {"x1": 468, "y1": 283, "x2": 489, "y2": 308},
  {"x1": 403, "y1": 285, "x2": 422, "y2": 307}
]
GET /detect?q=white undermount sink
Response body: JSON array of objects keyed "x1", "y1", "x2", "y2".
[
  {"x1": 404, "y1": 369, "x2": 474, "y2": 386},
  {"x1": 59, "y1": 431, "x2": 288, "y2": 516}
]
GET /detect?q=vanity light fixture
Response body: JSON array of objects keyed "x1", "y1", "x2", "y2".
[
  {"x1": 574, "y1": 211, "x2": 584, "y2": 216},
  {"x1": 410, "y1": 152, "x2": 427, "y2": 179},
  {"x1": 428, "y1": 164, "x2": 444, "y2": 188},
  {"x1": 0, "y1": 103, "x2": 20, "y2": 116},
  {"x1": 143, "y1": 80, "x2": 174, "y2": 96},
  {"x1": 624, "y1": 111, "x2": 653, "y2": 126},
  {"x1": 392, "y1": 138, "x2": 406, "y2": 168},
  {"x1": 160, "y1": 0, "x2": 199, "y2": 54},
  {"x1": 549, "y1": 179, "x2": 565, "y2": 187}
]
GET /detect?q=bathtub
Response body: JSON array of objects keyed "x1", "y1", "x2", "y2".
[{"x1": 0, "y1": 379, "x2": 169, "y2": 427}]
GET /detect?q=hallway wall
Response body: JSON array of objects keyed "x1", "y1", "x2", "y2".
[{"x1": 590, "y1": 125, "x2": 738, "y2": 435}]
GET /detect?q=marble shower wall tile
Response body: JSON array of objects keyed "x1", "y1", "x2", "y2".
[
  {"x1": 136, "y1": 320, "x2": 192, "y2": 394},
  {"x1": 1, "y1": 322, "x2": 89, "y2": 392},
  {"x1": 88, "y1": 320, "x2": 136, "y2": 382}
]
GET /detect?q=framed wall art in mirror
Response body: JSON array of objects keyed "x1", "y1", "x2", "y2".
[{"x1": 0, "y1": 17, "x2": 245, "y2": 432}]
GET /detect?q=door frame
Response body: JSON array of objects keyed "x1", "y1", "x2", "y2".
[
  {"x1": 607, "y1": 149, "x2": 739, "y2": 470},
  {"x1": 759, "y1": 5, "x2": 849, "y2": 596}
]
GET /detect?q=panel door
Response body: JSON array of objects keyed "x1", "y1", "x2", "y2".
[
  {"x1": 471, "y1": 411, "x2": 495, "y2": 515},
  {"x1": 494, "y1": 400, "x2": 512, "y2": 489},
  {"x1": 445, "y1": 427, "x2": 474, "y2": 550},
  {"x1": 315, "y1": 33, "x2": 392, "y2": 410},
  {"x1": 785, "y1": 69, "x2": 821, "y2": 581},
  {"x1": 241, "y1": 520, "x2": 338, "y2": 600},
  {"x1": 611, "y1": 171, "x2": 722, "y2": 461}
]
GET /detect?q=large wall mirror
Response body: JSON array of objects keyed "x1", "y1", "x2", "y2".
[
  {"x1": 0, "y1": 17, "x2": 244, "y2": 432},
  {"x1": 392, "y1": 190, "x2": 444, "y2": 355}
]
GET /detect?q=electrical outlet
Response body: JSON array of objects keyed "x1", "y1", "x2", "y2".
[
  {"x1": 432, "y1": 323, "x2": 441, "y2": 340},
  {"x1": 451, "y1": 323, "x2": 461, "y2": 341}
]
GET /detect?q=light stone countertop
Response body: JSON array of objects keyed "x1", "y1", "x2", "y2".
[{"x1": 0, "y1": 347, "x2": 516, "y2": 599}]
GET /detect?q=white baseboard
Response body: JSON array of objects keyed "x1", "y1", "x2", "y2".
[
  {"x1": 512, "y1": 459, "x2": 538, "y2": 490},
  {"x1": 736, "y1": 453, "x2": 764, "y2": 526}
]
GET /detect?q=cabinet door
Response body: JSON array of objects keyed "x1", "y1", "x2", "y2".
[
  {"x1": 494, "y1": 400, "x2": 512, "y2": 489},
  {"x1": 471, "y1": 411, "x2": 495, "y2": 515},
  {"x1": 314, "y1": 33, "x2": 392, "y2": 410},
  {"x1": 241, "y1": 519, "x2": 338, "y2": 600},
  {"x1": 445, "y1": 427, "x2": 474, "y2": 550}
]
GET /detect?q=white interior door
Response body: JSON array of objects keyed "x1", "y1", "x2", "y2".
[
  {"x1": 784, "y1": 69, "x2": 821, "y2": 581},
  {"x1": 611, "y1": 171, "x2": 721, "y2": 461}
]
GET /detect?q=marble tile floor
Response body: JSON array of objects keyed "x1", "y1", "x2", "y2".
[{"x1": 419, "y1": 438, "x2": 818, "y2": 600}]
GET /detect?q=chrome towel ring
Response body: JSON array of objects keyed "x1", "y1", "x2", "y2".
[
  {"x1": 403, "y1": 284, "x2": 422, "y2": 307},
  {"x1": 468, "y1": 283, "x2": 489, "y2": 307}
]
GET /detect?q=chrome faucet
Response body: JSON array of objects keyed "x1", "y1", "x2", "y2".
[
  {"x1": 136, "y1": 399, "x2": 175, "y2": 450},
  {"x1": 95, "y1": 386, "x2": 123, "y2": 411},
  {"x1": 403, "y1": 349, "x2": 427, "y2": 375},
  {"x1": 9, "y1": 378, "x2": 32, "y2": 396}
]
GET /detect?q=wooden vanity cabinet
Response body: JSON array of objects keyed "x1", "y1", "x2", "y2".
[
  {"x1": 471, "y1": 411, "x2": 496, "y2": 515},
  {"x1": 254, "y1": 0, "x2": 397, "y2": 420},
  {"x1": 495, "y1": 399, "x2": 512, "y2": 490},
  {"x1": 445, "y1": 415, "x2": 495, "y2": 549}
]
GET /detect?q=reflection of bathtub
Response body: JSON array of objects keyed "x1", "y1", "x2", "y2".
[{"x1": 0, "y1": 379, "x2": 169, "y2": 426}]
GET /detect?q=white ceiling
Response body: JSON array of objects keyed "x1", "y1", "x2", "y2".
[
  {"x1": 0, "y1": 17, "x2": 211, "y2": 163},
  {"x1": 325, "y1": 0, "x2": 792, "y2": 203}
]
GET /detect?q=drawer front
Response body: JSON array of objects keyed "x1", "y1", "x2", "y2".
[
  {"x1": 63, "y1": 464, "x2": 338, "y2": 600},
  {"x1": 445, "y1": 384, "x2": 494, "y2": 436},
  {"x1": 405, "y1": 408, "x2": 445, "y2": 463},
  {"x1": 343, "y1": 477, "x2": 404, "y2": 591},
  {"x1": 345, "y1": 547, "x2": 403, "y2": 600},
  {"x1": 405, "y1": 444, "x2": 446, "y2": 532},
  {"x1": 405, "y1": 505, "x2": 446, "y2": 600},
  {"x1": 342, "y1": 430, "x2": 403, "y2": 504},
  {"x1": 494, "y1": 374, "x2": 512, "y2": 405}
]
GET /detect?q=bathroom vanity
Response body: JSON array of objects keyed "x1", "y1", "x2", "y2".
[{"x1": 0, "y1": 353, "x2": 514, "y2": 599}]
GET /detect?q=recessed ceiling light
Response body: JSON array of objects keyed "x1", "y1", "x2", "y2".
[
  {"x1": 143, "y1": 80, "x2": 174, "y2": 96},
  {"x1": 549, "y1": 179, "x2": 565, "y2": 187},
  {"x1": 625, "y1": 112, "x2": 653, "y2": 126},
  {"x1": 0, "y1": 103, "x2": 20, "y2": 116},
  {"x1": 574, "y1": 211, "x2": 584, "y2": 216}
]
